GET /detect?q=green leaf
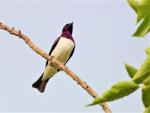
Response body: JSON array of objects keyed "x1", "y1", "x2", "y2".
[
  {"x1": 132, "y1": 47, "x2": 150, "y2": 85},
  {"x1": 145, "y1": 47, "x2": 150, "y2": 55},
  {"x1": 144, "y1": 105, "x2": 150, "y2": 113},
  {"x1": 133, "y1": 16, "x2": 150, "y2": 37},
  {"x1": 143, "y1": 76, "x2": 150, "y2": 85},
  {"x1": 128, "y1": 0, "x2": 150, "y2": 37},
  {"x1": 125, "y1": 63, "x2": 138, "y2": 78},
  {"x1": 133, "y1": 56, "x2": 150, "y2": 84},
  {"x1": 142, "y1": 85, "x2": 150, "y2": 107},
  {"x1": 127, "y1": 0, "x2": 140, "y2": 13},
  {"x1": 87, "y1": 81, "x2": 139, "y2": 106},
  {"x1": 133, "y1": 70, "x2": 150, "y2": 84}
]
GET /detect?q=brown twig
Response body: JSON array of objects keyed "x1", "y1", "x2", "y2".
[{"x1": 0, "y1": 22, "x2": 112, "y2": 113}]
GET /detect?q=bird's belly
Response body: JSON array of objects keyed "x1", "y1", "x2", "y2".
[
  {"x1": 42, "y1": 37, "x2": 74, "y2": 81},
  {"x1": 51, "y1": 37, "x2": 74, "y2": 63},
  {"x1": 42, "y1": 65, "x2": 58, "y2": 81}
]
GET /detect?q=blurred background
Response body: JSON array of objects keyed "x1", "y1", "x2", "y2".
[{"x1": 0, "y1": 0, "x2": 148, "y2": 112}]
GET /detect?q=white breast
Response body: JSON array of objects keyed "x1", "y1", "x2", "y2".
[
  {"x1": 51, "y1": 37, "x2": 74, "y2": 63},
  {"x1": 42, "y1": 37, "x2": 75, "y2": 81}
]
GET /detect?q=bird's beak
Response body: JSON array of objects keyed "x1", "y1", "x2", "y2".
[
  {"x1": 68, "y1": 22, "x2": 73, "y2": 34},
  {"x1": 69, "y1": 22, "x2": 73, "y2": 27}
]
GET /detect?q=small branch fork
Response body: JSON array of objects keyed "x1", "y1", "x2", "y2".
[{"x1": 0, "y1": 22, "x2": 112, "y2": 113}]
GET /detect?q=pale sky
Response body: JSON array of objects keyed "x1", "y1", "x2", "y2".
[{"x1": 0, "y1": 0, "x2": 148, "y2": 112}]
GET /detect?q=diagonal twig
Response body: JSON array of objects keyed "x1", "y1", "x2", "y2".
[{"x1": 0, "y1": 22, "x2": 112, "y2": 113}]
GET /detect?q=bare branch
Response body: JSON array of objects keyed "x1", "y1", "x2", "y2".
[{"x1": 0, "y1": 22, "x2": 112, "y2": 113}]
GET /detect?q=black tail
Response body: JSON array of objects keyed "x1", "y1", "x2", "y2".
[{"x1": 32, "y1": 74, "x2": 49, "y2": 93}]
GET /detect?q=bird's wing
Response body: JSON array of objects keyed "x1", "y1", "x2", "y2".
[
  {"x1": 65, "y1": 46, "x2": 75, "y2": 64},
  {"x1": 45, "y1": 37, "x2": 61, "y2": 66}
]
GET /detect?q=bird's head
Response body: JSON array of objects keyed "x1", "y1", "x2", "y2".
[{"x1": 62, "y1": 22, "x2": 73, "y2": 34}]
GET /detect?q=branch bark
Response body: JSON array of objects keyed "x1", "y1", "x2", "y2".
[{"x1": 0, "y1": 22, "x2": 112, "y2": 113}]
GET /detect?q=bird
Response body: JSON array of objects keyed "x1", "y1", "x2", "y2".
[{"x1": 32, "y1": 22, "x2": 75, "y2": 93}]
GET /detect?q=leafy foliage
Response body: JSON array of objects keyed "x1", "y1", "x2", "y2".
[
  {"x1": 125, "y1": 63, "x2": 137, "y2": 78},
  {"x1": 144, "y1": 105, "x2": 150, "y2": 113},
  {"x1": 128, "y1": 0, "x2": 150, "y2": 37},
  {"x1": 88, "y1": 81, "x2": 139, "y2": 106},
  {"x1": 88, "y1": 1, "x2": 150, "y2": 113},
  {"x1": 143, "y1": 76, "x2": 150, "y2": 85},
  {"x1": 125, "y1": 62, "x2": 150, "y2": 85},
  {"x1": 132, "y1": 55, "x2": 150, "y2": 84},
  {"x1": 142, "y1": 85, "x2": 150, "y2": 107}
]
